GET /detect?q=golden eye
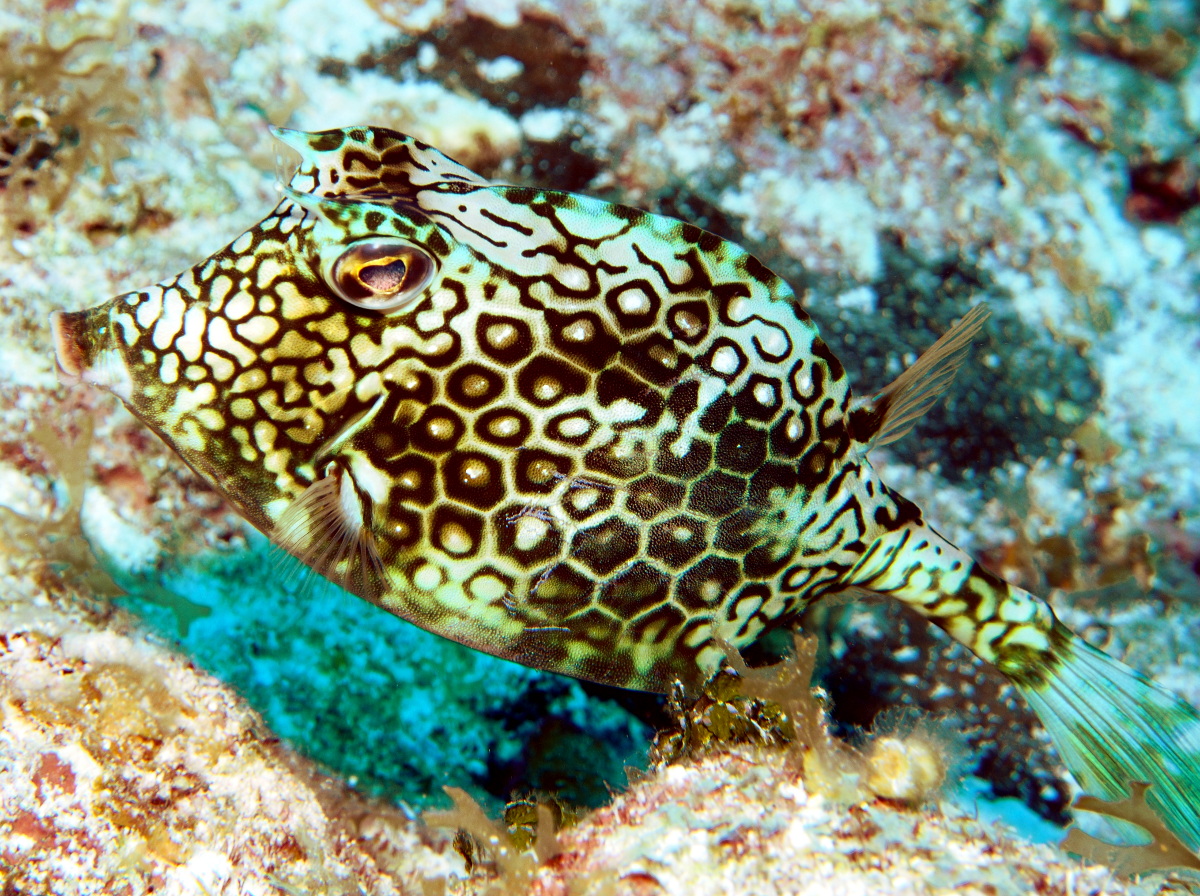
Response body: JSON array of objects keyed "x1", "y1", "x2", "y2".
[{"x1": 328, "y1": 238, "x2": 437, "y2": 311}]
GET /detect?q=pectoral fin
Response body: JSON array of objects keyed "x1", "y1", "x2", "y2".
[{"x1": 275, "y1": 461, "x2": 388, "y2": 597}]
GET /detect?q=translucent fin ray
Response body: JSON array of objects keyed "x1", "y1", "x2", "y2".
[
  {"x1": 275, "y1": 465, "x2": 389, "y2": 600},
  {"x1": 1020, "y1": 626, "x2": 1200, "y2": 853},
  {"x1": 853, "y1": 303, "x2": 990, "y2": 449}
]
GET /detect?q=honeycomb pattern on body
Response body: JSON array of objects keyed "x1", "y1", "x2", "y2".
[{"x1": 96, "y1": 127, "x2": 913, "y2": 691}]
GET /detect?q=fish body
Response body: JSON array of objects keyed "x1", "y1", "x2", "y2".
[{"x1": 52, "y1": 126, "x2": 1200, "y2": 849}]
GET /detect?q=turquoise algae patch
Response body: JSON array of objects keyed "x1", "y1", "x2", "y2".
[{"x1": 102, "y1": 534, "x2": 651, "y2": 811}]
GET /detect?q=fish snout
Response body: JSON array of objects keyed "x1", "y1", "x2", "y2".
[
  {"x1": 49, "y1": 305, "x2": 130, "y2": 398},
  {"x1": 51, "y1": 310, "x2": 89, "y2": 383}
]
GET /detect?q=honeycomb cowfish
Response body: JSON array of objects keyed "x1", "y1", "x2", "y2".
[{"x1": 53, "y1": 126, "x2": 1200, "y2": 848}]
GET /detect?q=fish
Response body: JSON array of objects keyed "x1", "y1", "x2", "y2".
[{"x1": 52, "y1": 125, "x2": 1200, "y2": 850}]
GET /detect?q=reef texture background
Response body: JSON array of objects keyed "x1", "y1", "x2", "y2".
[{"x1": 2, "y1": 0, "x2": 1200, "y2": 892}]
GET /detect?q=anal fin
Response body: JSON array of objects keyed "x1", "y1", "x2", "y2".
[{"x1": 850, "y1": 303, "x2": 990, "y2": 450}]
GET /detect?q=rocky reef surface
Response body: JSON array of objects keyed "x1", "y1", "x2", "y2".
[{"x1": 2, "y1": 0, "x2": 1200, "y2": 891}]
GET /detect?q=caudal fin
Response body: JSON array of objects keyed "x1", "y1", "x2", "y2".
[{"x1": 1019, "y1": 625, "x2": 1200, "y2": 853}]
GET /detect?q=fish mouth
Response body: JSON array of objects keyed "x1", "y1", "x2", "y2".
[
  {"x1": 49, "y1": 305, "x2": 131, "y2": 399},
  {"x1": 51, "y1": 310, "x2": 89, "y2": 383}
]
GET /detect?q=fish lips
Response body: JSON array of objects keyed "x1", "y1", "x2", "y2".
[{"x1": 49, "y1": 305, "x2": 132, "y2": 399}]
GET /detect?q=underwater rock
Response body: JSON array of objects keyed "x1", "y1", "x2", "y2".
[
  {"x1": 0, "y1": 573, "x2": 452, "y2": 895},
  {"x1": 523, "y1": 748, "x2": 1147, "y2": 896}
]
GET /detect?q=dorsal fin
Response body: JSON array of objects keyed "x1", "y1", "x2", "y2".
[{"x1": 849, "y1": 303, "x2": 990, "y2": 450}]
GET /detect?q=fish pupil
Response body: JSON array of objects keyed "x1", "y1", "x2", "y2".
[{"x1": 360, "y1": 258, "x2": 407, "y2": 292}]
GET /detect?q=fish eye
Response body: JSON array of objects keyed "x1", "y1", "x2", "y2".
[{"x1": 328, "y1": 238, "x2": 437, "y2": 311}]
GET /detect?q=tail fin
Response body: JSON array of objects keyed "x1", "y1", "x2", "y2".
[{"x1": 1020, "y1": 626, "x2": 1200, "y2": 853}]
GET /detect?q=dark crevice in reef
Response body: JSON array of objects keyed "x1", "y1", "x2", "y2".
[
  {"x1": 478, "y1": 676, "x2": 655, "y2": 810},
  {"x1": 321, "y1": 13, "x2": 588, "y2": 118},
  {"x1": 818, "y1": 233, "x2": 1101, "y2": 480}
]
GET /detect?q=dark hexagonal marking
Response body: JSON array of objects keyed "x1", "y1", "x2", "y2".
[
  {"x1": 747, "y1": 462, "x2": 798, "y2": 507},
  {"x1": 546, "y1": 408, "x2": 598, "y2": 446},
  {"x1": 430, "y1": 505, "x2": 484, "y2": 560},
  {"x1": 628, "y1": 601, "x2": 687, "y2": 646},
  {"x1": 653, "y1": 432, "x2": 712, "y2": 480},
  {"x1": 516, "y1": 354, "x2": 589, "y2": 408},
  {"x1": 796, "y1": 442, "x2": 836, "y2": 490},
  {"x1": 474, "y1": 406, "x2": 532, "y2": 448},
  {"x1": 544, "y1": 307, "x2": 621, "y2": 370},
  {"x1": 465, "y1": 565, "x2": 515, "y2": 607},
  {"x1": 595, "y1": 367, "x2": 664, "y2": 430},
  {"x1": 409, "y1": 405, "x2": 465, "y2": 454},
  {"x1": 701, "y1": 337, "x2": 747, "y2": 381},
  {"x1": 625, "y1": 475, "x2": 685, "y2": 521},
  {"x1": 598, "y1": 561, "x2": 670, "y2": 618},
  {"x1": 686, "y1": 470, "x2": 746, "y2": 518},
  {"x1": 584, "y1": 437, "x2": 650, "y2": 480},
  {"x1": 380, "y1": 452, "x2": 438, "y2": 506},
  {"x1": 698, "y1": 392, "x2": 734, "y2": 434},
  {"x1": 446, "y1": 361, "x2": 504, "y2": 410},
  {"x1": 743, "y1": 541, "x2": 792, "y2": 579},
  {"x1": 493, "y1": 505, "x2": 563, "y2": 568},
  {"x1": 676, "y1": 556, "x2": 741, "y2": 611},
  {"x1": 769, "y1": 410, "x2": 810, "y2": 460},
  {"x1": 476, "y1": 312, "x2": 533, "y2": 365},
  {"x1": 571, "y1": 517, "x2": 640, "y2": 577},
  {"x1": 514, "y1": 447, "x2": 574, "y2": 494},
  {"x1": 561, "y1": 477, "x2": 616, "y2": 522},
  {"x1": 379, "y1": 501, "x2": 423, "y2": 550},
  {"x1": 666, "y1": 299, "x2": 710, "y2": 346},
  {"x1": 734, "y1": 373, "x2": 784, "y2": 422},
  {"x1": 565, "y1": 607, "x2": 623, "y2": 649},
  {"x1": 620, "y1": 332, "x2": 690, "y2": 387},
  {"x1": 440, "y1": 451, "x2": 505, "y2": 510},
  {"x1": 715, "y1": 509, "x2": 766, "y2": 554},
  {"x1": 527, "y1": 562, "x2": 594, "y2": 618},
  {"x1": 715, "y1": 421, "x2": 767, "y2": 474},
  {"x1": 647, "y1": 514, "x2": 708, "y2": 570},
  {"x1": 604, "y1": 278, "x2": 661, "y2": 332}
]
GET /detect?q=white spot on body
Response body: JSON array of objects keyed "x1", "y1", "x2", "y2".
[
  {"x1": 618, "y1": 288, "x2": 651, "y2": 315},
  {"x1": 553, "y1": 265, "x2": 590, "y2": 292},
  {"x1": 514, "y1": 516, "x2": 550, "y2": 551},
  {"x1": 224, "y1": 291, "x2": 255, "y2": 321},
  {"x1": 440, "y1": 522, "x2": 473, "y2": 555},
  {"x1": 206, "y1": 275, "x2": 233, "y2": 313},
  {"x1": 178, "y1": 306, "x2": 207, "y2": 362},
  {"x1": 135, "y1": 289, "x2": 164, "y2": 330},
  {"x1": 204, "y1": 351, "x2": 235, "y2": 382},
  {"x1": 711, "y1": 345, "x2": 740, "y2": 375},
  {"x1": 151, "y1": 289, "x2": 186, "y2": 350},
  {"x1": 413, "y1": 563, "x2": 441, "y2": 592},
  {"x1": 236, "y1": 315, "x2": 281, "y2": 345},
  {"x1": 757, "y1": 325, "x2": 789, "y2": 357},
  {"x1": 606, "y1": 398, "x2": 646, "y2": 424},
  {"x1": 231, "y1": 231, "x2": 253, "y2": 254},
  {"x1": 256, "y1": 258, "x2": 286, "y2": 289},
  {"x1": 207, "y1": 318, "x2": 256, "y2": 366},
  {"x1": 558, "y1": 415, "x2": 590, "y2": 437},
  {"x1": 160, "y1": 352, "x2": 180, "y2": 384},
  {"x1": 725, "y1": 296, "x2": 751, "y2": 323},
  {"x1": 753, "y1": 382, "x2": 776, "y2": 405},
  {"x1": 563, "y1": 319, "x2": 593, "y2": 342}
]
